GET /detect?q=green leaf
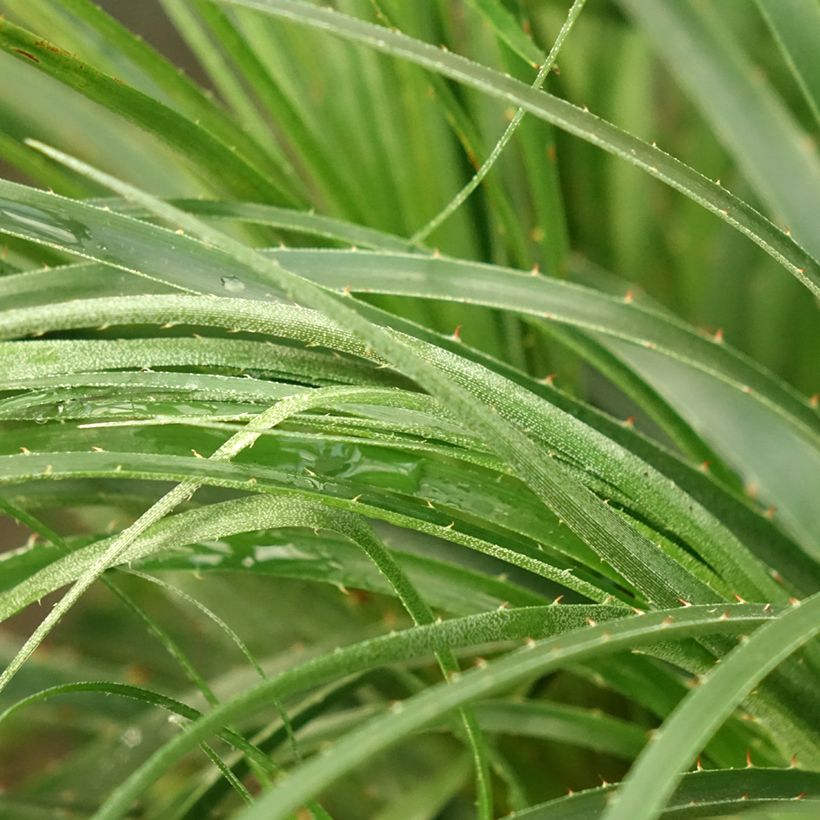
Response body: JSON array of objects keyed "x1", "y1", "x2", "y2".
[
  {"x1": 2, "y1": 182, "x2": 815, "y2": 454},
  {"x1": 4, "y1": 273, "x2": 815, "y2": 591},
  {"x1": 604, "y1": 594, "x2": 820, "y2": 820},
  {"x1": 511, "y1": 768, "x2": 820, "y2": 818},
  {"x1": 9, "y1": 0, "x2": 297, "y2": 195},
  {"x1": 213, "y1": 0, "x2": 820, "y2": 294},
  {"x1": 471, "y1": 699, "x2": 647, "y2": 759},
  {"x1": 0, "y1": 18, "x2": 293, "y2": 204},
  {"x1": 89, "y1": 604, "x2": 780, "y2": 820},
  {"x1": 0, "y1": 680, "x2": 277, "y2": 775},
  {"x1": 756, "y1": 0, "x2": 820, "y2": 126},
  {"x1": 7, "y1": 149, "x2": 730, "y2": 642},
  {"x1": 617, "y1": 0, "x2": 820, "y2": 260},
  {"x1": 463, "y1": 0, "x2": 543, "y2": 67}
]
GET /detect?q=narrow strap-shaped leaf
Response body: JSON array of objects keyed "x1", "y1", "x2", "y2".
[
  {"x1": 471, "y1": 699, "x2": 646, "y2": 759},
  {"x1": 463, "y1": 0, "x2": 543, "y2": 67},
  {"x1": 0, "y1": 292, "x2": 788, "y2": 601},
  {"x1": 0, "y1": 680, "x2": 277, "y2": 775},
  {"x1": 25, "y1": 146, "x2": 819, "y2": 761},
  {"x1": 603, "y1": 594, "x2": 820, "y2": 820},
  {"x1": 412, "y1": 0, "x2": 587, "y2": 243},
  {"x1": 88, "y1": 604, "x2": 780, "y2": 820},
  {"x1": 0, "y1": 19, "x2": 293, "y2": 204},
  {"x1": 0, "y1": 336, "x2": 400, "y2": 388},
  {"x1": 2, "y1": 183, "x2": 814, "y2": 447},
  {"x1": 618, "y1": 0, "x2": 820, "y2": 258},
  {"x1": 95, "y1": 198, "x2": 418, "y2": 251},
  {"x1": 510, "y1": 768, "x2": 820, "y2": 818},
  {"x1": 23, "y1": 145, "x2": 725, "y2": 614},
  {"x1": 213, "y1": 0, "x2": 820, "y2": 294},
  {"x1": 755, "y1": 0, "x2": 820, "y2": 126},
  {"x1": 23, "y1": 0, "x2": 298, "y2": 194}
]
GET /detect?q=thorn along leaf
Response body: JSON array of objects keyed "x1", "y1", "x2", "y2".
[{"x1": 0, "y1": 1, "x2": 818, "y2": 818}]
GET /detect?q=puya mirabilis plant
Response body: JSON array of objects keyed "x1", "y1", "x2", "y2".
[{"x1": 0, "y1": 0, "x2": 817, "y2": 818}]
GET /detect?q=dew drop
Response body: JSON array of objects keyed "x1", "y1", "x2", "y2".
[
  {"x1": 220, "y1": 275, "x2": 245, "y2": 293},
  {"x1": 121, "y1": 727, "x2": 143, "y2": 748}
]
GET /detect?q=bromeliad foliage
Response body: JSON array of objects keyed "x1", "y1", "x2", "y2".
[{"x1": 0, "y1": 0, "x2": 817, "y2": 817}]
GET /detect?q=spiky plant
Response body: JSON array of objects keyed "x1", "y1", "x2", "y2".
[{"x1": 0, "y1": 0, "x2": 818, "y2": 817}]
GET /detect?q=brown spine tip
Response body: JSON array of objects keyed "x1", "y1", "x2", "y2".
[{"x1": 14, "y1": 48, "x2": 40, "y2": 62}]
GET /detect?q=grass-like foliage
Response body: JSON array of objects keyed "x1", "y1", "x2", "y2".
[{"x1": 0, "y1": 1, "x2": 818, "y2": 817}]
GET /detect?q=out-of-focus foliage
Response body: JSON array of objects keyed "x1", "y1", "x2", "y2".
[{"x1": 0, "y1": 1, "x2": 817, "y2": 818}]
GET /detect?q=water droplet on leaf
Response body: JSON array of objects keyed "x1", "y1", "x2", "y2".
[{"x1": 220, "y1": 275, "x2": 245, "y2": 293}]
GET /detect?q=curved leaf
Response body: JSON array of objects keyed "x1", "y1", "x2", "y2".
[
  {"x1": 89, "y1": 604, "x2": 781, "y2": 820},
  {"x1": 511, "y1": 768, "x2": 820, "y2": 818},
  {"x1": 603, "y1": 593, "x2": 820, "y2": 819},
  {"x1": 214, "y1": 0, "x2": 820, "y2": 293}
]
